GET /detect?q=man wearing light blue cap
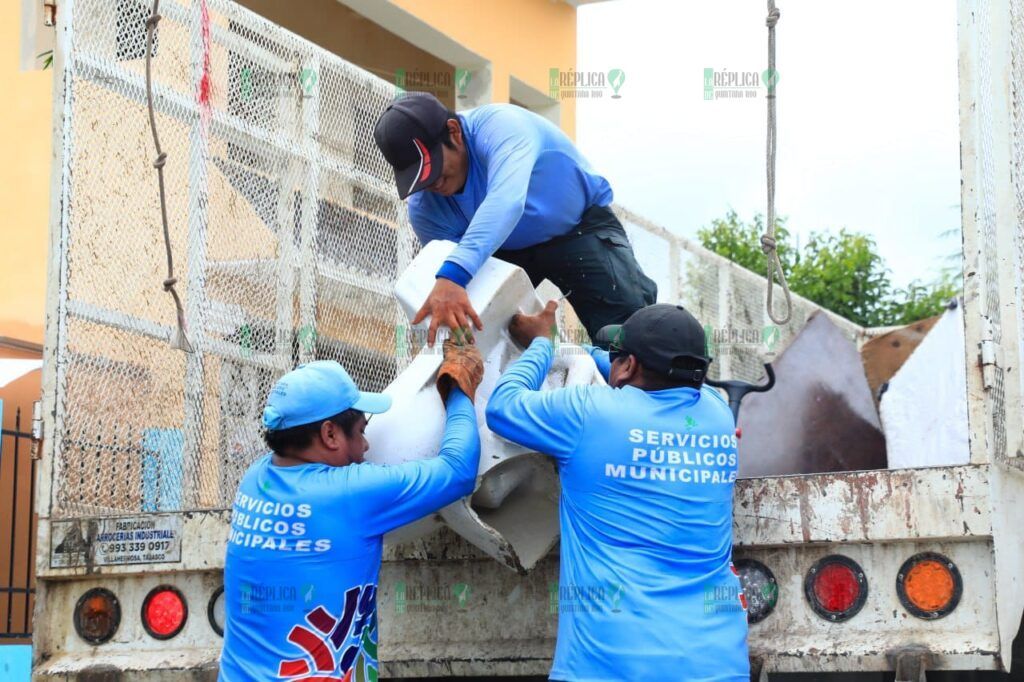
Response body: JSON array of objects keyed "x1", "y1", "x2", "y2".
[{"x1": 220, "y1": 349, "x2": 483, "y2": 681}]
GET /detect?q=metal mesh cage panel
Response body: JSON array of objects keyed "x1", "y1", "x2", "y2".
[
  {"x1": 50, "y1": 0, "x2": 875, "y2": 519},
  {"x1": 978, "y1": 0, "x2": 1009, "y2": 460},
  {"x1": 52, "y1": 0, "x2": 412, "y2": 517},
  {"x1": 1012, "y1": 0, "x2": 1024, "y2": 409}
]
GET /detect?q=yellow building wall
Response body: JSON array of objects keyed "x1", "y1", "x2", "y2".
[
  {"x1": 392, "y1": 0, "x2": 578, "y2": 137},
  {"x1": 239, "y1": 0, "x2": 460, "y2": 109},
  {"x1": 1, "y1": 2, "x2": 52, "y2": 348}
]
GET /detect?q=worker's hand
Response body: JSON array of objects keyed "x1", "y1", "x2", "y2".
[
  {"x1": 412, "y1": 278, "x2": 484, "y2": 347},
  {"x1": 437, "y1": 338, "x2": 485, "y2": 403},
  {"x1": 509, "y1": 300, "x2": 559, "y2": 349}
]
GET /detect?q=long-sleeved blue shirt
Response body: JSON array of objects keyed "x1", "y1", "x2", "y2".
[
  {"x1": 220, "y1": 389, "x2": 480, "y2": 681},
  {"x1": 408, "y1": 104, "x2": 613, "y2": 286},
  {"x1": 486, "y1": 340, "x2": 749, "y2": 682}
]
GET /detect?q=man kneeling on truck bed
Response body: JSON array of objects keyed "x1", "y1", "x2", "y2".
[
  {"x1": 219, "y1": 343, "x2": 483, "y2": 681},
  {"x1": 373, "y1": 91, "x2": 657, "y2": 346},
  {"x1": 486, "y1": 302, "x2": 749, "y2": 682}
]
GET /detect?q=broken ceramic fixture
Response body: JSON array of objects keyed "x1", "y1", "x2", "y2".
[{"x1": 365, "y1": 240, "x2": 604, "y2": 572}]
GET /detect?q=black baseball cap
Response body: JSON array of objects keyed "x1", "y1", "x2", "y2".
[
  {"x1": 594, "y1": 304, "x2": 711, "y2": 382},
  {"x1": 373, "y1": 92, "x2": 451, "y2": 199}
]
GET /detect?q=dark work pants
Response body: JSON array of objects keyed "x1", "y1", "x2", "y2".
[{"x1": 495, "y1": 205, "x2": 658, "y2": 342}]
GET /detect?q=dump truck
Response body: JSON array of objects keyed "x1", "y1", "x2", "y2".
[{"x1": 31, "y1": 0, "x2": 1024, "y2": 679}]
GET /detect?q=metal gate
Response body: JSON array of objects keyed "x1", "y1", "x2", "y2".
[{"x1": 0, "y1": 408, "x2": 36, "y2": 642}]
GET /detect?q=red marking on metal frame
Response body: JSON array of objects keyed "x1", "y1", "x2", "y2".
[{"x1": 197, "y1": 0, "x2": 213, "y2": 118}]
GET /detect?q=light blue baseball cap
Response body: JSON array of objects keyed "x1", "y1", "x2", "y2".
[{"x1": 262, "y1": 360, "x2": 392, "y2": 431}]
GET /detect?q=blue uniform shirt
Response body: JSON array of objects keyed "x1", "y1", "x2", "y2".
[
  {"x1": 220, "y1": 390, "x2": 480, "y2": 681},
  {"x1": 408, "y1": 104, "x2": 613, "y2": 285},
  {"x1": 486, "y1": 340, "x2": 749, "y2": 682}
]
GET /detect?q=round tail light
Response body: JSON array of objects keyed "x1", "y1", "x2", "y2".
[
  {"x1": 142, "y1": 585, "x2": 188, "y2": 639},
  {"x1": 735, "y1": 559, "x2": 779, "y2": 624},
  {"x1": 804, "y1": 555, "x2": 868, "y2": 622},
  {"x1": 208, "y1": 585, "x2": 225, "y2": 637},
  {"x1": 897, "y1": 552, "x2": 962, "y2": 619},
  {"x1": 74, "y1": 587, "x2": 121, "y2": 645}
]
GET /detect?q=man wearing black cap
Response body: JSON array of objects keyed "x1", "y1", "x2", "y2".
[
  {"x1": 374, "y1": 92, "x2": 656, "y2": 345},
  {"x1": 485, "y1": 302, "x2": 749, "y2": 682}
]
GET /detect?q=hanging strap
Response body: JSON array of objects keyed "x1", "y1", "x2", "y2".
[{"x1": 763, "y1": 1, "x2": 792, "y2": 325}]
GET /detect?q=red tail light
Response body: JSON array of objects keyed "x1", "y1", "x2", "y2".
[
  {"x1": 804, "y1": 555, "x2": 867, "y2": 622},
  {"x1": 142, "y1": 585, "x2": 188, "y2": 639}
]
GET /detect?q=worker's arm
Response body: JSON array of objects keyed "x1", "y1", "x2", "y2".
[
  {"x1": 410, "y1": 113, "x2": 539, "y2": 345},
  {"x1": 442, "y1": 108, "x2": 539, "y2": 281},
  {"x1": 407, "y1": 198, "x2": 459, "y2": 246},
  {"x1": 485, "y1": 337, "x2": 589, "y2": 463},
  {"x1": 584, "y1": 345, "x2": 611, "y2": 382},
  {"x1": 342, "y1": 388, "x2": 480, "y2": 536}
]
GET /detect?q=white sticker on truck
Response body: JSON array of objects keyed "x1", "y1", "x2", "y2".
[{"x1": 50, "y1": 515, "x2": 183, "y2": 568}]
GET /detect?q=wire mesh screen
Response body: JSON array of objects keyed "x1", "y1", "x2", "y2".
[
  {"x1": 52, "y1": 0, "x2": 413, "y2": 517},
  {"x1": 1012, "y1": 0, "x2": 1024, "y2": 411},
  {"x1": 977, "y1": 0, "x2": 1008, "y2": 461},
  {"x1": 51, "y1": 0, "x2": 868, "y2": 519}
]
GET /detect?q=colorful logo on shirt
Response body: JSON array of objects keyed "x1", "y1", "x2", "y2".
[{"x1": 277, "y1": 583, "x2": 378, "y2": 681}]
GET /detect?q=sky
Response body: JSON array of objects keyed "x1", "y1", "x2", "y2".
[{"x1": 576, "y1": 0, "x2": 962, "y2": 288}]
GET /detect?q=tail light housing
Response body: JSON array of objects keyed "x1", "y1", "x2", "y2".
[
  {"x1": 734, "y1": 559, "x2": 778, "y2": 624},
  {"x1": 74, "y1": 587, "x2": 121, "y2": 645},
  {"x1": 208, "y1": 585, "x2": 226, "y2": 637},
  {"x1": 897, "y1": 552, "x2": 962, "y2": 619},
  {"x1": 142, "y1": 585, "x2": 188, "y2": 639},
  {"x1": 804, "y1": 555, "x2": 868, "y2": 622}
]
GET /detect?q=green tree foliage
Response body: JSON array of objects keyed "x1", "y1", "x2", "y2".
[
  {"x1": 696, "y1": 211, "x2": 960, "y2": 327},
  {"x1": 885, "y1": 274, "x2": 961, "y2": 326}
]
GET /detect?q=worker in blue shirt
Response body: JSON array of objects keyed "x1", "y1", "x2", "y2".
[
  {"x1": 486, "y1": 303, "x2": 749, "y2": 682},
  {"x1": 373, "y1": 91, "x2": 657, "y2": 345},
  {"x1": 220, "y1": 343, "x2": 483, "y2": 681}
]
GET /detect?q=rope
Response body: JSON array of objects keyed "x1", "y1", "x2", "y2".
[
  {"x1": 145, "y1": 0, "x2": 193, "y2": 352},
  {"x1": 763, "y1": 0, "x2": 792, "y2": 325}
]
